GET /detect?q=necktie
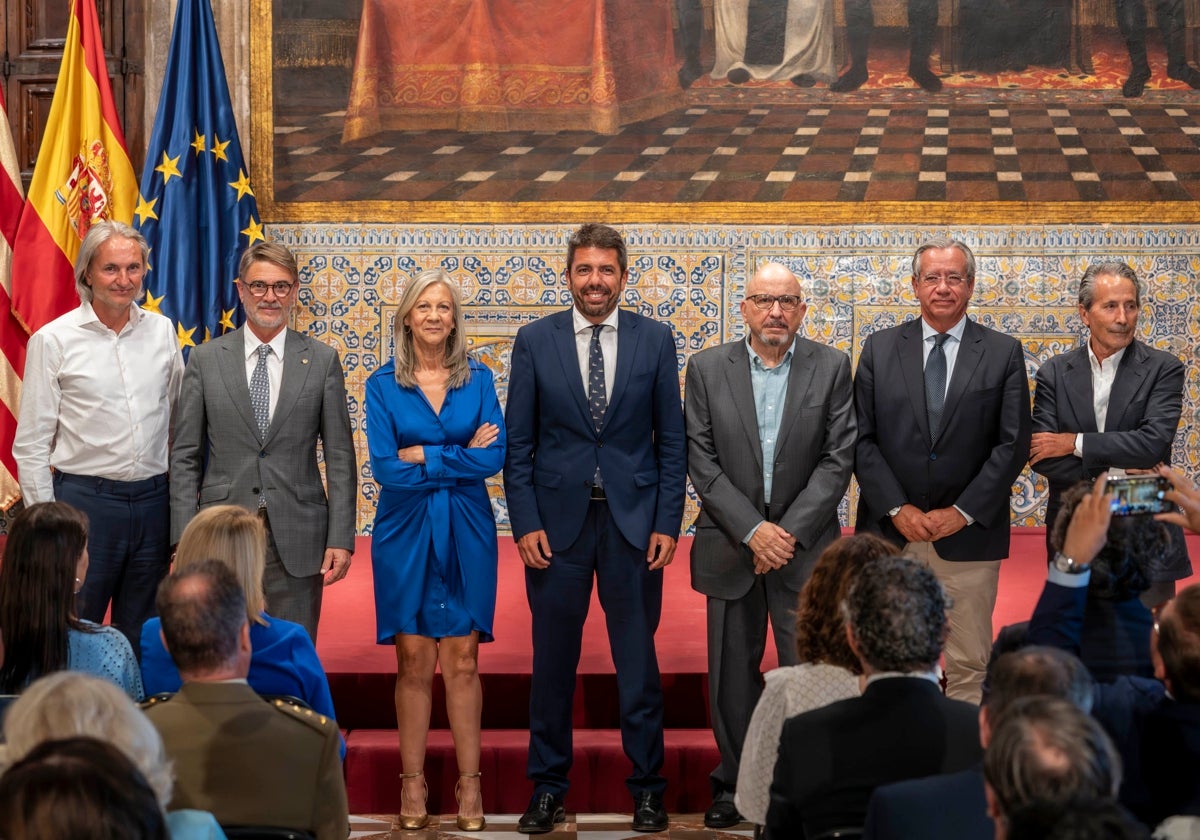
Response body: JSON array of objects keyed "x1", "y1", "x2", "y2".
[
  {"x1": 926, "y1": 333, "x2": 950, "y2": 441},
  {"x1": 588, "y1": 325, "x2": 607, "y2": 430},
  {"x1": 250, "y1": 344, "x2": 272, "y2": 438}
]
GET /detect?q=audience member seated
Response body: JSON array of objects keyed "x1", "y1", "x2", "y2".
[
  {"x1": 1029, "y1": 470, "x2": 1200, "y2": 828},
  {"x1": 993, "y1": 479, "x2": 1165, "y2": 683},
  {"x1": 1008, "y1": 798, "x2": 1150, "y2": 840},
  {"x1": 765, "y1": 556, "x2": 982, "y2": 838},
  {"x1": 0, "y1": 502, "x2": 142, "y2": 700},
  {"x1": 983, "y1": 695, "x2": 1123, "y2": 838},
  {"x1": 143, "y1": 560, "x2": 347, "y2": 840},
  {"x1": 0, "y1": 736, "x2": 169, "y2": 840},
  {"x1": 140, "y1": 505, "x2": 340, "y2": 756},
  {"x1": 865, "y1": 645, "x2": 1094, "y2": 840},
  {"x1": 0, "y1": 672, "x2": 226, "y2": 840},
  {"x1": 734, "y1": 534, "x2": 896, "y2": 828}
]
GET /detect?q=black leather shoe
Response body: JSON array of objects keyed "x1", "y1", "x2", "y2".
[
  {"x1": 726, "y1": 68, "x2": 752, "y2": 85},
  {"x1": 518, "y1": 793, "x2": 565, "y2": 834},
  {"x1": 1169, "y1": 65, "x2": 1200, "y2": 89},
  {"x1": 1123, "y1": 68, "x2": 1152, "y2": 98},
  {"x1": 908, "y1": 63, "x2": 943, "y2": 93},
  {"x1": 704, "y1": 798, "x2": 743, "y2": 829},
  {"x1": 830, "y1": 65, "x2": 868, "y2": 93},
  {"x1": 632, "y1": 791, "x2": 668, "y2": 832}
]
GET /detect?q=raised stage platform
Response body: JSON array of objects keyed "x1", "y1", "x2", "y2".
[{"x1": 319, "y1": 530, "x2": 1200, "y2": 817}]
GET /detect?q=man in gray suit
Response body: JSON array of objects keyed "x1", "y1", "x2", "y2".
[
  {"x1": 1030, "y1": 260, "x2": 1190, "y2": 606},
  {"x1": 169, "y1": 241, "x2": 356, "y2": 640},
  {"x1": 685, "y1": 261, "x2": 856, "y2": 828}
]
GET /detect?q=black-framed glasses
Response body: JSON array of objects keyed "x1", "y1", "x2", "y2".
[
  {"x1": 746, "y1": 294, "x2": 802, "y2": 312},
  {"x1": 244, "y1": 280, "x2": 295, "y2": 297}
]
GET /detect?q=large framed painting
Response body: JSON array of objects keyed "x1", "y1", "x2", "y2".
[{"x1": 251, "y1": 0, "x2": 1200, "y2": 225}]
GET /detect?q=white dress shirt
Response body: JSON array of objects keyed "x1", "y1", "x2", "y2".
[
  {"x1": 572, "y1": 307, "x2": 618, "y2": 397},
  {"x1": 13, "y1": 301, "x2": 184, "y2": 503},
  {"x1": 243, "y1": 327, "x2": 288, "y2": 423},
  {"x1": 1076, "y1": 343, "x2": 1128, "y2": 462}
]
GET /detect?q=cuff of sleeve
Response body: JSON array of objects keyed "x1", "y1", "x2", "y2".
[
  {"x1": 953, "y1": 505, "x2": 976, "y2": 526},
  {"x1": 743, "y1": 520, "x2": 766, "y2": 545},
  {"x1": 1047, "y1": 565, "x2": 1091, "y2": 588},
  {"x1": 424, "y1": 446, "x2": 443, "y2": 478},
  {"x1": 1074, "y1": 433, "x2": 1083, "y2": 459}
]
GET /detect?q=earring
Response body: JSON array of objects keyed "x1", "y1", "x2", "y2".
[{"x1": 74, "y1": 577, "x2": 82, "y2": 594}]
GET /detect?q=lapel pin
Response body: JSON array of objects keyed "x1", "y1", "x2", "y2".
[{"x1": 301, "y1": 359, "x2": 309, "y2": 365}]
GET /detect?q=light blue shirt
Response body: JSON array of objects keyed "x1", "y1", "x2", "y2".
[
  {"x1": 743, "y1": 337, "x2": 795, "y2": 542},
  {"x1": 920, "y1": 315, "x2": 968, "y2": 400}
]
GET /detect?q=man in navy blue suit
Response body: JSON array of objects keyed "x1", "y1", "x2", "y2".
[{"x1": 504, "y1": 223, "x2": 687, "y2": 834}]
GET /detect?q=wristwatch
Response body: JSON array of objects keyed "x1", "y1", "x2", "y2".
[{"x1": 1052, "y1": 551, "x2": 1091, "y2": 574}]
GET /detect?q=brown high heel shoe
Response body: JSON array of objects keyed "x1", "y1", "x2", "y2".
[
  {"x1": 398, "y1": 771, "x2": 429, "y2": 830},
  {"x1": 455, "y1": 771, "x2": 486, "y2": 831}
]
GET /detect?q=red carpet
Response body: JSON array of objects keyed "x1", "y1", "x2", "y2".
[{"x1": 320, "y1": 530, "x2": 1200, "y2": 813}]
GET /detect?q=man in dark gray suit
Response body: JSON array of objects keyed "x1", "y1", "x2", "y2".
[
  {"x1": 1030, "y1": 260, "x2": 1189, "y2": 606},
  {"x1": 854, "y1": 237, "x2": 1031, "y2": 704},
  {"x1": 169, "y1": 241, "x2": 356, "y2": 640},
  {"x1": 685, "y1": 261, "x2": 856, "y2": 828}
]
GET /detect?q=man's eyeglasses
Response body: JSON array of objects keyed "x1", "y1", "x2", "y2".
[
  {"x1": 917, "y1": 274, "x2": 968, "y2": 288},
  {"x1": 746, "y1": 294, "x2": 803, "y2": 312},
  {"x1": 243, "y1": 280, "x2": 295, "y2": 297}
]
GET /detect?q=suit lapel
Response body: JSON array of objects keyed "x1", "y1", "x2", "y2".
[
  {"x1": 268, "y1": 330, "x2": 313, "y2": 444},
  {"x1": 1106, "y1": 341, "x2": 1148, "y2": 432},
  {"x1": 774, "y1": 338, "x2": 816, "y2": 455},
  {"x1": 551, "y1": 310, "x2": 593, "y2": 430},
  {"x1": 898, "y1": 319, "x2": 932, "y2": 444},
  {"x1": 723, "y1": 341, "x2": 764, "y2": 472},
  {"x1": 938, "y1": 319, "x2": 985, "y2": 443},
  {"x1": 1061, "y1": 345, "x2": 1098, "y2": 433},
  {"x1": 218, "y1": 328, "x2": 261, "y2": 440},
  {"x1": 603, "y1": 309, "x2": 641, "y2": 429}
]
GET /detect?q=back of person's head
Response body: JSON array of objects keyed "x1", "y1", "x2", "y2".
[
  {"x1": 1, "y1": 672, "x2": 173, "y2": 806},
  {"x1": 0, "y1": 736, "x2": 168, "y2": 840},
  {"x1": 174, "y1": 504, "x2": 267, "y2": 623},
  {"x1": 843, "y1": 555, "x2": 947, "y2": 673},
  {"x1": 984, "y1": 695, "x2": 1122, "y2": 829},
  {"x1": 1004, "y1": 797, "x2": 1149, "y2": 840},
  {"x1": 1156, "y1": 583, "x2": 1200, "y2": 703},
  {"x1": 1051, "y1": 481, "x2": 1170, "y2": 600},
  {"x1": 0, "y1": 502, "x2": 89, "y2": 692},
  {"x1": 795, "y1": 534, "x2": 898, "y2": 673},
  {"x1": 987, "y1": 646, "x2": 1095, "y2": 723},
  {"x1": 155, "y1": 559, "x2": 248, "y2": 677}
]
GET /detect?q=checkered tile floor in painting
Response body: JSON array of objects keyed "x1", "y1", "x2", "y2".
[
  {"x1": 274, "y1": 99, "x2": 1200, "y2": 204},
  {"x1": 348, "y1": 814, "x2": 755, "y2": 839}
]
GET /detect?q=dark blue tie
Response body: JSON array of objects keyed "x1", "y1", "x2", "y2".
[
  {"x1": 926, "y1": 333, "x2": 950, "y2": 440},
  {"x1": 588, "y1": 325, "x2": 607, "y2": 431}
]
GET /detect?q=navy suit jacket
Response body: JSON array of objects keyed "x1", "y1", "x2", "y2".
[
  {"x1": 863, "y1": 765, "x2": 992, "y2": 840},
  {"x1": 854, "y1": 317, "x2": 1032, "y2": 561},
  {"x1": 503, "y1": 308, "x2": 687, "y2": 551},
  {"x1": 1031, "y1": 339, "x2": 1189, "y2": 577},
  {"x1": 1027, "y1": 574, "x2": 1200, "y2": 825}
]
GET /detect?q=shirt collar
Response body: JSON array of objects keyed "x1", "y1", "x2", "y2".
[
  {"x1": 244, "y1": 326, "x2": 288, "y2": 361},
  {"x1": 1087, "y1": 342, "x2": 1127, "y2": 372},
  {"x1": 746, "y1": 336, "x2": 797, "y2": 369},
  {"x1": 865, "y1": 669, "x2": 942, "y2": 686},
  {"x1": 573, "y1": 306, "x2": 619, "y2": 335},
  {"x1": 921, "y1": 315, "x2": 968, "y2": 343},
  {"x1": 79, "y1": 300, "x2": 143, "y2": 330}
]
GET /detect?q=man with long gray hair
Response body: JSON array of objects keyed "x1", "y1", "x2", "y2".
[{"x1": 14, "y1": 220, "x2": 183, "y2": 649}]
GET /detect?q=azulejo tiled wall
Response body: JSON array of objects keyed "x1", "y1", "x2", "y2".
[{"x1": 269, "y1": 223, "x2": 1200, "y2": 536}]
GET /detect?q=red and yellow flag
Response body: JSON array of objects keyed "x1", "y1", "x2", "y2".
[
  {"x1": 10, "y1": 0, "x2": 137, "y2": 338},
  {"x1": 0, "y1": 87, "x2": 26, "y2": 509}
]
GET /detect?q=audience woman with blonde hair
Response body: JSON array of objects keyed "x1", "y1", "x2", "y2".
[
  {"x1": 0, "y1": 672, "x2": 225, "y2": 839},
  {"x1": 139, "y1": 505, "x2": 338, "y2": 737},
  {"x1": 365, "y1": 268, "x2": 506, "y2": 830},
  {"x1": 0, "y1": 502, "x2": 142, "y2": 700},
  {"x1": 734, "y1": 533, "x2": 898, "y2": 826}
]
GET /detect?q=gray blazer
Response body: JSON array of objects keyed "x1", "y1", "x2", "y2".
[
  {"x1": 169, "y1": 328, "x2": 357, "y2": 576},
  {"x1": 685, "y1": 337, "x2": 856, "y2": 600}
]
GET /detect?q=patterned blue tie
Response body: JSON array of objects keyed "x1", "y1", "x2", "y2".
[
  {"x1": 250, "y1": 344, "x2": 272, "y2": 438},
  {"x1": 588, "y1": 325, "x2": 607, "y2": 430},
  {"x1": 926, "y1": 333, "x2": 950, "y2": 440}
]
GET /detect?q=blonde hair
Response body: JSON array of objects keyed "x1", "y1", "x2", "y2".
[
  {"x1": 392, "y1": 269, "x2": 471, "y2": 390},
  {"x1": 1, "y1": 672, "x2": 174, "y2": 807},
  {"x1": 175, "y1": 505, "x2": 267, "y2": 625}
]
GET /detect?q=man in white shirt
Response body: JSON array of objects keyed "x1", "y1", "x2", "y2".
[
  {"x1": 1030, "y1": 260, "x2": 1189, "y2": 607},
  {"x1": 13, "y1": 220, "x2": 183, "y2": 649}
]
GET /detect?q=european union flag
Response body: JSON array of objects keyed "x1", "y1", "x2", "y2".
[{"x1": 134, "y1": 0, "x2": 262, "y2": 356}]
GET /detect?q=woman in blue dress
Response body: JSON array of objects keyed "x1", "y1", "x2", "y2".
[{"x1": 365, "y1": 268, "x2": 505, "y2": 832}]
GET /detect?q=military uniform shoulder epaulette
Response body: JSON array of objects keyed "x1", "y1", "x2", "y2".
[
  {"x1": 271, "y1": 697, "x2": 337, "y2": 733},
  {"x1": 140, "y1": 692, "x2": 175, "y2": 710}
]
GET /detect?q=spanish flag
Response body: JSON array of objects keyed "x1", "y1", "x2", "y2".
[
  {"x1": 0, "y1": 87, "x2": 25, "y2": 509},
  {"x1": 9, "y1": 0, "x2": 138, "y2": 338}
]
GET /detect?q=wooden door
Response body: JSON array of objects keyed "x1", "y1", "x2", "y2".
[{"x1": 2, "y1": 0, "x2": 144, "y2": 188}]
